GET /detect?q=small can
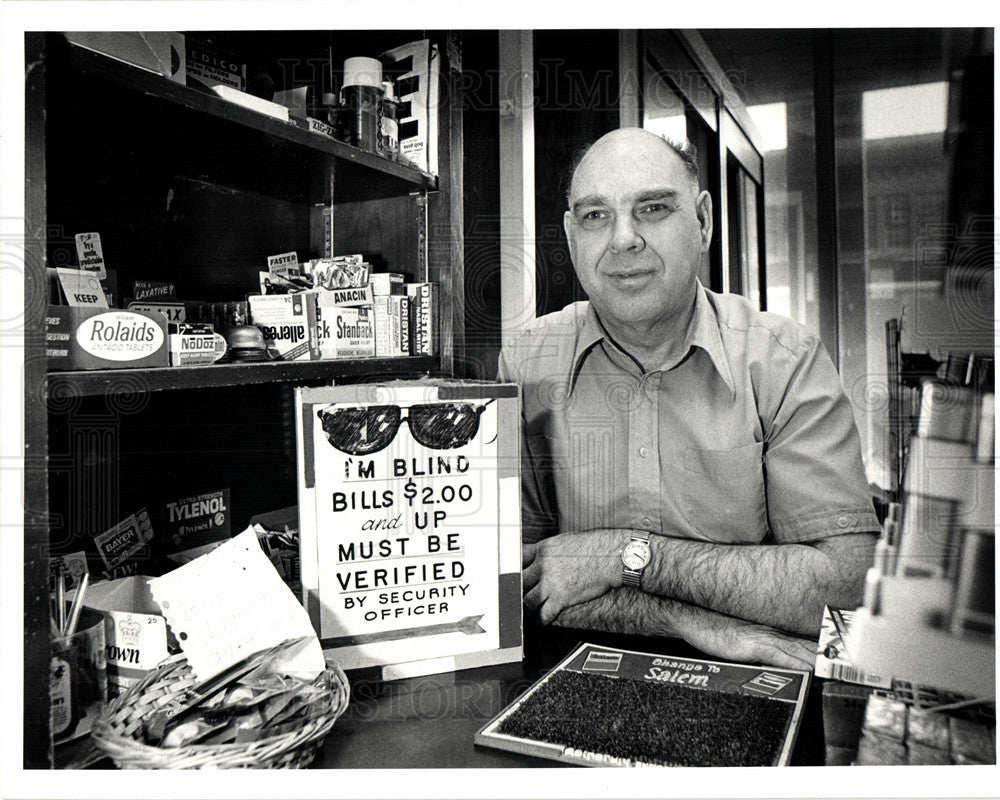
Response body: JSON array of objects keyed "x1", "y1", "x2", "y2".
[{"x1": 341, "y1": 57, "x2": 383, "y2": 153}]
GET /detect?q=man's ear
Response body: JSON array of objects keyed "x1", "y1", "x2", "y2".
[
  {"x1": 696, "y1": 191, "x2": 713, "y2": 251},
  {"x1": 563, "y1": 210, "x2": 575, "y2": 256}
]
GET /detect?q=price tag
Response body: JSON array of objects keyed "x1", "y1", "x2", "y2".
[{"x1": 74, "y1": 232, "x2": 107, "y2": 278}]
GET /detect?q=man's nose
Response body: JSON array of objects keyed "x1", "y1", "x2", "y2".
[{"x1": 608, "y1": 213, "x2": 644, "y2": 253}]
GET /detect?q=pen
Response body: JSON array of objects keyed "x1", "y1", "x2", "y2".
[
  {"x1": 65, "y1": 573, "x2": 90, "y2": 638},
  {"x1": 55, "y1": 563, "x2": 66, "y2": 636}
]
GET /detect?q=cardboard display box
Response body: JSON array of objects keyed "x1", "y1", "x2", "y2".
[
  {"x1": 406, "y1": 282, "x2": 437, "y2": 355},
  {"x1": 248, "y1": 293, "x2": 318, "y2": 361},
  {"x1": 315, "y1": 302, "x2": 376, "y2": 360},
  {"x1": 368, "y1": 273, "x2": 405, "y2": 296},
  {"x1": 373, "y1": 295, "x2": 410, "y2": 357},
  {"x1": 85, "y1": 576, "x2": 173, "y2": 698},
  {"x1": 46, "y1": 306, "x2": 169, "y2": 371}
]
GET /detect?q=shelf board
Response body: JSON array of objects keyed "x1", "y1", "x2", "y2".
[
  {"x1": 58, "y1": 36, "x2": 437, "y2": 194},
  {"x1": 47, "y1": 355, "x2": 439, "y2": 396}
]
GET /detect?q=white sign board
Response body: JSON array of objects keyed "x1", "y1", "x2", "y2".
[{"x1": 296, "y1": 381, "x2": 522, "y2": 679}]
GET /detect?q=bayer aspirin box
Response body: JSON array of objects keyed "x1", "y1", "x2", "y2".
[
  {"x1": 248, "y1": 293, "x2": 319, "y2": 361},
  {"x1": 46, "y1": 306, "x2": 169, "y2": 370}
]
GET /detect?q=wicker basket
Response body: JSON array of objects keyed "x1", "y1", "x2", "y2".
[{"x1": 91, "y1": 653, "x2": 350, "y2": 769}]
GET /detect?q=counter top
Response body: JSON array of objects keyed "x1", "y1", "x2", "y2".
[{"x1": 312, "y1": 622, "x2": 828, "y2": 768}]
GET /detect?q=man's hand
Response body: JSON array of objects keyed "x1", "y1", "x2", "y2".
[
  {"x1": 680, "y1": 616, "x2": 816, "y2": 671},
  {"x1": 522, "y1": 530, "x2": 625, "y2": 623},
  {"x1": 552, "y1": 589, "x2": 817, "y2": 671}
]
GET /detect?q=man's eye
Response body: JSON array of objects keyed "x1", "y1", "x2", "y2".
[
  {"x1": 577, "y1": 209, "x2": 610, "y2": 229},
  {"x1": 636, "y1": 203, "x2": 673, "y2": 218}
]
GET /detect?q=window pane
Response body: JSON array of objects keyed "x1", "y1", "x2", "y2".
[
  {"x1": 701, "y1": 30, "x2": 820, "y2": 334},
  {"x1": 833, "y1": 34, "x2": 972, "y2": 491},
  {"x1": 642, "y1": 57, "x2": 688, "y2": 143}
]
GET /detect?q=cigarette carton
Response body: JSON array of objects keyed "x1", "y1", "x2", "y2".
[
  {"x1": 46, "y1": 306, "x2": 169, "y2": 371},
  {"x1": 373, "y1": 295, "x2": 410, "y2": 357},
  {"x1": 248, "y1": 293, "x2": 318, "y2": 361},
  {"x1": 406, "y1": 282, "x2": 437, "y2": 355}
]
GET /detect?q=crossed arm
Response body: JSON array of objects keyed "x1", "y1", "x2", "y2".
[{"x1": 522, "y1": 528, "x2": 877, "y2": 669}]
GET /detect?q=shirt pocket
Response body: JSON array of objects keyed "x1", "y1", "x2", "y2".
[{"x1": 676, "y1": 442, "x2": 767, "y2": 542}]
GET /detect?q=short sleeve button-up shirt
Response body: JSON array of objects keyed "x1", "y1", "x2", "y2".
[{"x1": 497, "y1": 284, "x2": 880, "y2": 545}]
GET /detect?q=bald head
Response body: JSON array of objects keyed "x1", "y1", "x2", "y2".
[{"x1": 567, "y1": 129, "x2": 700, "y2": 205}]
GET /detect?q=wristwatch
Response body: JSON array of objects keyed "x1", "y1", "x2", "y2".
[{"x1": 620, "y1": 533, "x2": 651, "y2": 588}]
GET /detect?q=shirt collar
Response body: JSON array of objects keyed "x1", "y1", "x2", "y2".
[{"x1": 566, "y1": 281, "x2": 736, "y2": 400}]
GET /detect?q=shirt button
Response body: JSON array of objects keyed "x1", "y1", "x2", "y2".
[
  {"x1": 638, "y1": 446, "x2": 649, "y2": 458},
  {"x1": 837, "y1": 515, "x2": 850, "y2": 528}
]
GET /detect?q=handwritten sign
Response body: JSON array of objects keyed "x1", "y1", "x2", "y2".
[
  {"x1": 147, "y1": 528, "x2": 325, "y2": 681},
  {"x1": 297, "y1": 381, "x2": 522, "y2": 677}
]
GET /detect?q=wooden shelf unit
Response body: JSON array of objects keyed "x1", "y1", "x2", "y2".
[{"x1": 23, "y1": 31, "x2": 465, "y2": 768}]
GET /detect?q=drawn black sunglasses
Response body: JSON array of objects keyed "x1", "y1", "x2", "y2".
[{"x1": 318, "y1": 400, "x2": 495, "y2": 455}]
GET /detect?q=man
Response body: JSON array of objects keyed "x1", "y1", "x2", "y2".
[{"x1": 497, "y1": 128, "x2": 879, "y2": 669}]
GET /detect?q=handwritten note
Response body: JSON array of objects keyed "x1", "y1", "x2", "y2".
[{"x1": 148, "y1": 527, "x2": 325, "y2": 681}]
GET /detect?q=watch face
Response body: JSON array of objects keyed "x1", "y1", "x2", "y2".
[{"x1": 622, "y1": 540, "x2": 651, "y2": 570}]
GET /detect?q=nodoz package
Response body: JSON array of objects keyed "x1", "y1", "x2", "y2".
[
  {"x1": 46, "y1": 306, "x2": 169, "y2": 371},
  {"x1": 248, "y1": 293, "x2": 318, "y2": 361},
  {"x1": 168, "y1": 322, "x2": 219, "y2": 366}
]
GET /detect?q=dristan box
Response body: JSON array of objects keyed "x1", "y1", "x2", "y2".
[
  {"x1": 295, "y1": 380, "x2": 522, "y2": 680},
  {"x1": 46, "y1": 306, "x2": 170, "y2": 370}
]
